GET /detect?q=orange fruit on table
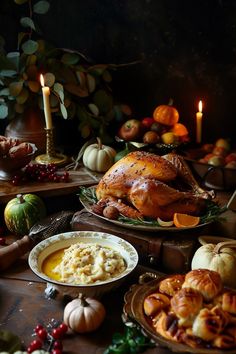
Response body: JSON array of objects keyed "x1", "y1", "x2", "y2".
[
  {"x1": 171, "y1": 123, "x2": 188, "y2": 137},
  {"x1": 173, "y1": 213, "x2": 200, "y2": 228}
]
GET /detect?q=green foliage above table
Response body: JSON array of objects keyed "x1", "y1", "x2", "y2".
[{"x1": 0, "y1": 0, "x2": 132, "y2": 144}]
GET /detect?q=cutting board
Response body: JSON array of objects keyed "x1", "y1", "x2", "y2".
[{"x1": 0, "y1": 166, "x2": 102, "y2": 204}]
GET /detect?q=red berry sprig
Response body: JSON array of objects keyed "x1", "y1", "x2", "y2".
[
  {"x1": 11, "y1": 163, "x2": 70, "y2": 186},
  {"x1": 27, "y1": 319, "x2": 68, "y2": 353}
]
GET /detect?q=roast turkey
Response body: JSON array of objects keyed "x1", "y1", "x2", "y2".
[{"x1": 96, "y1": 151, "x2": 214, "y2": 221}]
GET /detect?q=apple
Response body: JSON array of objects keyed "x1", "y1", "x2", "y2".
[
  {"x1": 118, "y1": 119, "x2": 143, "y2": 141},
  {"x1": 225, "y1": 152, "x2": 236, "y2": 164},
  {"x1": 141, "y1": 117, "x2": 154, "y2": 129},
  {"x1": 150, "y1": 122, "x2": 168, "y2": 135},
  {"x1": 225, "y1": 161, "x2": 236, "y2": 169},
  {"x1": 143, "y1": 131, "x2": 160, "y2": 144}
]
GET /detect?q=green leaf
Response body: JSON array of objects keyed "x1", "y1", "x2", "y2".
[
  {"x1": 0, "y1": 70, "x2": 17, "y2": 78},
  {"x1": 0, "y1": 88, "x2": 10, "y2": 96},
  {"x1": 60, "y1": 103, "x2": 68, "y2": 119},
  {"x1": 87, "y1": 73, "x2": 96, "y2": 93},
  {"x1": 44, "y1": 72, "x2": 55, "y2": 87},
  {"x1": 22, "y1": 40, "x2": 39, "y2": 55},
  {"x1": 33, "y1": 0, "x2": 50, "y2": 14},
  {"x1": 0, "y1": 104, "x2": 8, "y2": 118},
  {"x1": 88, "y1": 103, "x2": 99, "y2": 116},
  {"x1": 54, "y1": 82, "x2": 64, "y2": 102},
  {"x1": 18, "y1": 31, "x2": 27, "y2": 48},
  {"x1": 9, "y1": 81, "x2": 23, "y2": 96},
  {"x1": 20, "y1": 17, "x2": 36, "y2": 31},
  {"x1": 61, "y1": 53, "x2": 80, "y2": 65},
  {"x1": 16, "y1": 87, "x2": 29, "y2": 104},
  {"x1": 88, "y1": 64, "x2": 108, "y2": 76},
  {"x1": 6, "y1": 52, "x2": 20, "y2": 70}
]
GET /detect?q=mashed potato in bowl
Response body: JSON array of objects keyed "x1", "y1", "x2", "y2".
[
  {"x1": 48, "y1": 242, "x2": 126, "y2": 284},
  {"x1": 29, "y1": 231, "x2": 139, "y2": 298}
]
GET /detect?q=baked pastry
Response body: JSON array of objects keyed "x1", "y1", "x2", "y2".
[
  {"x1": 159, "y1": 274, "x2": 185, "y2": 296},
  {"x1": 143, "y1": 292, "x2": 170, "y2": 316},
  {"x1": 8, "y1": 142, "x2": 33, "y2": 158},
  {"x1": 182, "y1": 269, "x2": 222, "y2": 301},
  {"x1": 170, "y1": 287, "x2": 203, "y2": 327},
  {"x1": 212, "y1": 334, "x2": 235, "y2": 349},
  {"x1": 143, "y1": 269, "x2": 236, "y2": 350},
  {"x1": 222, "y1": 291, "x2": 236, "y2": 315},
  {"x1": 192, "y1": 306, "x2": 228, "y2": 341}
]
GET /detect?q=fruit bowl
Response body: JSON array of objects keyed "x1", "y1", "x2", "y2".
[
  {"x1": 115, "y1": 136, "x2": 186, "y2": 155},
  {"x1": 28, "y1": 231, "x2": 139, "y2": 299},
  {"x1": 0, "y1": 143, "x2": 37, "y2": 181}
]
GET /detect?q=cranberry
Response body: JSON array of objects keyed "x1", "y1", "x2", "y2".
[
  {"x1": 37, "y1": 327, "x2": 48, "y2": 340},
  {"x1": 28, "y1": 339, "x2": 42, "y2": 352},
  {"x1": 53, "y1": 340, "x2": 63, "y2": 349},
  {"x1": 51, "y1": 328, "x2": 63, "y2": 339},
  {"x1": 51, "y1": 349, "x2": 62, "y2": 354},
  {"x1": 58, "y1": 323, "x2": 68, "y2": 334},
  {"x1": 34, "y1": 324, "x2": 44, "y2": 333}
]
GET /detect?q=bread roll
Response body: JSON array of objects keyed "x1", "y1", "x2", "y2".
[
  {"x1": 182, "y1": 269, "x2": 222, "y2": 301},
  {"x1": 143, "y1": 292, "x2": 170, "y2": 316},
  {"x1": 170, "y1": 287, "x2": 203, "y2": 327},
  {"x1": 212, "y1": 334, "x2": 235, "y2": 349},
  {"x1": 159, "y1": 274, "x2": 185, "y2": 296},
  {"x1": 192, "y1": 306, "x2": 228, "y2": 341},
  {"x1": 222, "y1": 291, "x2": 236, "y2": 315}
]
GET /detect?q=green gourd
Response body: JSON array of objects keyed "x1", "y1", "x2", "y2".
[{"x1": 4, "y1": 194, "x2": 46, "y2": 236}]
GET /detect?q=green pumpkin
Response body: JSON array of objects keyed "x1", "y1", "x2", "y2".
[{"x1": 4, "y1": 194, "x2": 46, "y2": 236}]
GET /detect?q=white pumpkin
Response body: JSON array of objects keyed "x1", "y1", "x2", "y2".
[
  {"x1": 82, "y1": 137, "x2": 116, "y2": 172},
  {"x1": 63, "y1": 293, "x2": 106, "y2": 333},
  {"x1": 191, "y1": 241, "x2": 236, "y2": 288}
]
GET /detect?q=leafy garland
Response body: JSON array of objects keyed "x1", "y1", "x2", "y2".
[
  {"x1": 78, "y1": 186, "x2": 226, "y2": 227},
  {"x1": 104, "y1": 327, "x2": 155, "y2": 354}
]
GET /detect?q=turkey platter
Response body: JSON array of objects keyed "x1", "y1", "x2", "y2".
[{"x1": 80, "y1": 151, "x2": 221, "y2": 229}]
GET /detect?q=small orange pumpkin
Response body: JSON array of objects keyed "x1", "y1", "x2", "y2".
[{"x1": 153, "y1": 99, "x2": 179, "y2": 126}]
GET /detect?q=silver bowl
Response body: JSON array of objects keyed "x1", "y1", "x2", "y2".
[{"x1": 28, "y1": 231, "x2": 139, "y2": 299}]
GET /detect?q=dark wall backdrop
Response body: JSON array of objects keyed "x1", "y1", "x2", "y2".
[{"x1": 1, "y1": 0, "x2": 236, "y2": 146}]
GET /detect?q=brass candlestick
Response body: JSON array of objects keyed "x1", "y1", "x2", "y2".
[{"x1": 35, "y1": 128, "x2": 68, "y2": 166}]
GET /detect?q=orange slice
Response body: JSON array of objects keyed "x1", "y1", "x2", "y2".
[{"x1": 173, "y1": 213, "x2": 200, "y2": 228}]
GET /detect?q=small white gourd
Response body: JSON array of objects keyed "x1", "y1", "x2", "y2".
[
  {"x1": 63, "y1": 293, "x2": 106, "y2": 333},
  {"x1": 191, "y1": 241, "x2": 236, "y2": 288},
  {"x1": 83, "y1": 137, "x2": 116, "y2": 172}
]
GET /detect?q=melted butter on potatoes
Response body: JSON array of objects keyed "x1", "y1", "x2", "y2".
[{"x1": 43, "y1": 243, "x2": 126, "y2": 285}]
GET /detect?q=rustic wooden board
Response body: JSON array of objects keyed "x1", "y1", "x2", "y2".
[{"x1": 0, "y1": 166, "x2": 102, "y2": 204}]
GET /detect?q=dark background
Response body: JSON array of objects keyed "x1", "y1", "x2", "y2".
[{"x1": 1, "y1": 0, "x2": 236, "y2": 146}]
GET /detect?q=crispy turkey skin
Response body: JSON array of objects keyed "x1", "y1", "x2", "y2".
[{"x1": 96, "y1": 151, "x2": 213, "y2": 220}]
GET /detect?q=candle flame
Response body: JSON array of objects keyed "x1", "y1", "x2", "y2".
[
  {"x1": 198, "y1": 100, "x2": 202, "y2": 113},
  {"x1": 40, "y1": 74, "x2": 45, "y2": 87}
]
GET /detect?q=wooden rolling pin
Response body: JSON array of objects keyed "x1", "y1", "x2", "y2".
[{"x1": 0, "y1": 210, "x2": 73, "y2": 271}]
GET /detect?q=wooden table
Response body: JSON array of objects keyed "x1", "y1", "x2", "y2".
[
  {"x1": 0, "y1": 191, "x2": 236, "y2": 353},
  {"x1": 0, "y1": 256, "x2": 171, "y2": 354}
]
